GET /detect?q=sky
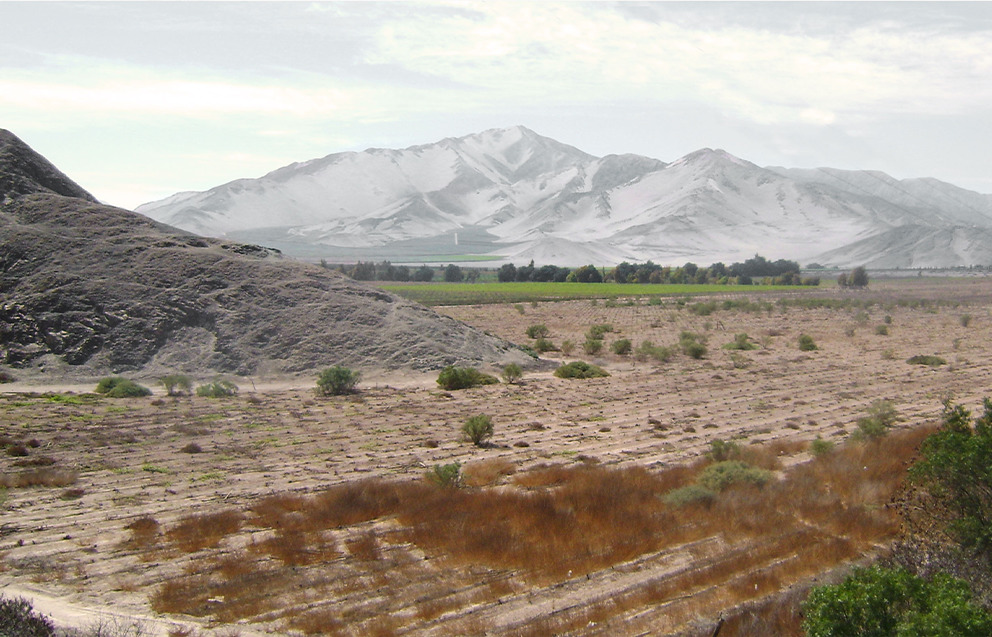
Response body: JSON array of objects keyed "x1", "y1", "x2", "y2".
[{"x1": 2, "y1": 1, "x2": 991, "y2": 209}]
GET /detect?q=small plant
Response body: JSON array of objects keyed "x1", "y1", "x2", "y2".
[
  {"x1": 95, "y1": 377, "x2": 152, "y2": 398},
  {"x1": 636, "y1": 341, "x2": 673, "y2": 363},
  {"x1": 582, "y1": 337, "x2": 603, "y2": 355},
  {"x1": 513, "y1": 304, "x2": 525, "y2": 315},
  {"x1": 907, "y1": 354, "x2": 947, "y2": 367},
  {"x1": 708, "y1": 439, "x2": 740, "y2": 462},
  {"x1": 663, "y1": 484, "x2": 716, "y2": 508},
  {"x1": 810, "y1": 436, "x2": 835, "y2": 456},
  {"x1": 960, "y1": 314, "x2": 972, "y2": 327},
  {"x1": 436, "y1": 366, "x2": 498, "y2": 390},
  {"x1": 797, "y1": 334, "x2": 818, "y2": 351},
  {"x1": 462, "y1": 414, "x2": 494, "y2": 446},
  {"x1": 729, "y1": 352, "x2": 749, "y2": 369},
  {"x1": 852, "y1": 399, "x2": 899, "y2": 441},
  {"x1": 427, "y1": 462, "x2": 461, "y2": 488},
  {"x1": 0, "y1": 594, "x2": 56, "y2": 637},
  {"x1": 526, "y1": 324, "x2": 550, "y2": 339},
  {"x1": 610, "y1": 338, "x2": 632, "y2": 356},
  {"x1": 881, "y1": 348, "x2": 896, "y2": 360},
  {"x1": 533, "y1": 337, "x2": 557, "y2": 353},
  {"x1": 697, "y1": 460, "x2": 773, "y2": 491},
  {"x1": 875, "y1": 324, "x2": 889, "y2": 336},
  {"x1": 316, "y1": 366, "x2": 361, "y2": 396},
  {"x1": 180, "y1": 442, "x2": 203, "y2": 454},
  {"x1": 679, "y1": 331, "x2": 708, "y2": 359},
  {"x1": 554, "y1": 361, "x2": 610, "y2": 379},
  {"x1": 723, "y1": 333, "x2": 758, "y2": 350},
  {"x1": 586, "y1": 323, "x2": 614, "y2": 339},
  {"x1": 195, "y1": 380, "x2": 239, "y2": 398},
  {"x1": 501, "y1": 363, "x2": 523, "y2": 384},
  {"x1": 559, "y1": 339, "x2": 575, "y2": 356},
  {"x1": 159, "y1": 374, "x2": 192, "y2": 396}
]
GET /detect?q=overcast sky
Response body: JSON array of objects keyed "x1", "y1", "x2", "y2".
[{"x1": 2, "y1": 1, "x2": 991, "y2": 209}]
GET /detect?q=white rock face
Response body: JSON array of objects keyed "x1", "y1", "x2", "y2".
[{"x1": 136, "y1": 126, "x2": 992, "y2": 267}]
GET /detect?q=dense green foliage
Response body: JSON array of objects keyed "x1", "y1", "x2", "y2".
[
  {"x1": 802, "y1": 566, "x2": 992, "y2": 637},
  {"x1": 525, "y1": 324, "x2": 550, "y2": 339},
  {"x1": 427, "y1": 462, "x2": 461, "y2": 488},
  {"x1": 911, "y1": 399, "x2": 992, "y2": 561},
  {"x1": 798, "y1": 334, "x2": 818, "y2": 351},
  {"x1": 697, "y1": 461, "x2": 773, "y2": 492},
  {"x1": 0, "y1": 595, "x2": 55, "y2": 637},
  {"x1": 854, "y1": 400, "x2": 899, "y2": 440},
  {"x1": 553, "y1": 361, "x2": 610, "y2": 379},
  {"x1": 678, "y1": 331, "x2": 708, "y2": 359},
  {"x1": 907, "y1": 354, "x2": 947, "y2": 367},
  {"x1": 462, "y1": 414, "x2": 495, "y2": 446},
  {"x1": 610, "y1": 338, "x2": 632, "y2": 355},
  {"x1": 501, "y1": 363, "x2": 523, "y2": 384},
  {"x1": 195, "y1": 380, "x2": 239, "y2": 398},
  {"x1": 316, "y1": 366, "x2": 361, "y2": 396},
  {"x1": 436, "y1": 366, "x2": 499, "y2": 390},
  {"x1": 159, "y1": 374, "x2": 192, "y2": 396},
  {"x1": 94, "y1": 376, "x2": 152, "y2": 398}
]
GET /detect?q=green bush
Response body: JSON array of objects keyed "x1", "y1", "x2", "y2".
[
  {"x1": 501, "y1": 363, "x2": 523, "y2": 384},
  {"x1": 875, "y1": 324, "x2": 889, "y2": 336},
  {"x1": 0, "y1": 595, "x2": 55, "y2": 637},
  {"x1": 907, "y1": 354, "x2": 947, "y2": 366},
  {"x1": 853, "y1": 400, "x2": 898, "y2": 440},
  {"x1": 159, "y1": 374, "x2": 192, "y2": 396},
  {"x1": 195, "y1": 380, "x2": 239, "y2": 398},
  {"x1": 663, "y1": 484, "x2": 717, "y2": 508},
  {"x1": 462, "y1": 414, "x2": 494, "y2": 446},
  {"x1": 810, "y1": 437, "x2": 835, "y2": 456},
  {"x1": 554, "y1": 361, "x2": 610, "y2": 379},
  {"x1": 582, "y1": 337, "x2": 603, "y2": 355},
  {"x1": 559, "y1": 339, "x2": 576, "y2": 356},
  {"x1": 635, "y1": 341, "x2": 674, "y2": 363},
  {"x1": 697, "y1": 461, "x2": 772, "y2": 492},
  {"x1": 526, "y1": 324, "x2": 550, "y2": 339},
  {"x1": 427, "y1": 462, "x2": 461, "y2": 488},
  {"x1": 316, "y1": 366, "x2": 361, "y2": 396},
  {"x1": 436, "y1": 366, "x2": 498, "y2": 391},
  {"x1": 679, "y1": 331, "x2": 708, "y2": 359},
  {"x1": 708, "y1": 439, "x2": 741, "y2": 462},
  {"x1": 95, "y1": 377, "x2": 152, "y2": 398},
  {"x1": 586, "y1": 323, "x2": 614, "y2": 339},
  {"x1": 610, "y1": 338, "x2": 632, "y2": 356},
  {"x1": 723, "y1": 333, "x2": 758, "y2": 350},
  {"x1": 960, "y1": 314, "x2": 972, "y2": 327},
  {"x1": 798, "y1": 334, "x2": 818, "y2": 351},
  {"x1": 802, "y1": 566, "x2": 992, "y2": 637},
  {"x1": 534, "y1": 337, "x2": 557, "y2": 353}
]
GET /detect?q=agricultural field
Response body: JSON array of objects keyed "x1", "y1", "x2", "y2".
[{"x1": 2, "y1": 276, "x2": 992, "y2": 636}]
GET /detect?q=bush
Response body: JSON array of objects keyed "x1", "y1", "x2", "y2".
[
  {"x1": 159, "y1": 374, "x2": 192, "y2": 396},
  {"x1": 436, "y1": 366, "x2": 498, "y2": 391},
  {"x1": 533, "y1": 337, "x2": 557, "y2": 353},
  {"x1": 907, "y1": 354, "x2": 947, "y2": 366},
  {"x1": 798, "y1": 334, "x2": 818, "y2": 351},
  {"x1": 679, "y1": 331, "x2": 708, "y2": 359},
  {"x1": 427, "y1": 462, "x2": 461, "y2": 488},
  {"x1": 697, "y1": 461, "x2": 772, "y2": 492},
  {"x1": 723, "y1": 333, "x2": 758, "y2": 350},
  {"x1": 810, "y1": 437, "x2": 835, "y2": 456},
  {"x1": 875, "y1": 324, "x2": 889, "y2": 336},
  {"x1": 316, "y1": 366, "x2": 361, "y2": 396},
  {"x1": 526, "y1": 324, "x2": 550, "y2": 339},
  {"x1": 586, "y1": 324, "x2": 614, "y2": 339},
  {"x1": 582, "y1": 337, "x2": 603, "y2": 355},
  {"x1": 663, "y1": 484, "x2": 717, "y2": 508},
  {"x1": 635, "y1": 341, "x2": 674, "y2": 363},
  {"x1": 853, "y1": 400, "x2": 898, "y2": 440},
  {"x1": 554, "y1": 361, "x2": 610, "y2": 379},
  {"x1": 95, "y1": 377, "x2": 152, "y2": 398},
  {"x1": 960, "y1": 314, "x2": 972, "y2": 327},
  {"x1": 195, "y1": 380, "x2": 239, "y2": 398},
  {"x1": 501, "y1": 363, "x2": 523, "y2": 384},
  {"x1": 559, "y1": 339, "x2": 576, "y2": 356},
  {"x1": 0, "y1": 595, "x2": 55, "y2": 637},
  {"x1": 802, "y1": 566, "x2": 992, "y2": 637},
  {"x1": 462, "y1": 414, "x2": 494, "y2": 446},
  {"x1": 708, "y1": 439, "x2": 741, "y2": 462},
  {"x1": 610, "y1": 338, "x2": 632, "y2": 355}
]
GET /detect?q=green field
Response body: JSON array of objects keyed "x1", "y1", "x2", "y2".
[{"x1": 378, "y1": 281, "x2": 800, "y2": 306}]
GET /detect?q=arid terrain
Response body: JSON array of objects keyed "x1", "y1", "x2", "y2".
[{"x1": 2, "y1": 277, "x2": 992, "y2": 636}]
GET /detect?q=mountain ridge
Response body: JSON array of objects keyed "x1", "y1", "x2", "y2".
[{"x1": 136, "y1": 126, "x2": 992, "y2": 268}]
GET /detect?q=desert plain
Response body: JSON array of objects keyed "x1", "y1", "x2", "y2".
[{"x1": 2, "y1": 276, "x2": 992, "y2": 636}]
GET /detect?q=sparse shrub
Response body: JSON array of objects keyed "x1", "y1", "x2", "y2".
[
  {"x1": 708, "y1": 439, "x2": 741, "y2": 462},
  {"x1": 883, "y1": 314, "x2": 892, "y2": 324},
  {"x1": 195, "y1": 380, "x2": 239, "y2": 398},
  {"x1": 582, "y1": 337, "x2": 603, "y2": 355},
  {"x1": 853, "y1": 400, "x2": 898, "y2": 440},
  {"x1": 526, "y1": 324, "x2": 550, "y2": 339},
  {"x1": 95, "y1": 377, "x2": 152, "y2": 398},
  {"x1": 960, "y1": 314, "x2": 972, "y2": 327},
  {"x1": 586, "y1": 323, "x2": 614, "y2": 339},
  {"x1": 663, "y1": 484, "x2": 716, "y2": 508},
  {"x1": 513, "y1": 304, "x2": 525, "y2": 315},
  {"x1": 697, "y1": 460, "x2": 772, "y2": 492},
  {"x1": 159, "y1": 374, "x2": 192, "y2": 396},
  {"x1": 533, "y1": 337, "x2": 557, "y2": 352},
  {"x1": 610, "y1": 338, "x2": 632, "y2": 356},
  {"x1": 679, "y1": 331, "x2": 708, "y2": 359},
  {"x1": 427, "y1": 462, "x2": 461, "y2": 488},
  {"x1": 907, "y1": 354, "x2": 946, "y2": 366},
  {"x1": 0, "y1": 594, "x2": 56, "y2": 637},
  {"x1": 636, "y1": 341, "x2": 674, "y2": 363},
  {"x1": 559, "y1": 339, "x2": 575, "y2": 356},
  {"x1": 810, "y1": 437, "x2": 835, "y2": 456},
  {"x1": 180, "y1": 442, "x2": 203, "y2": 454},
  {"x1": 723, "y1": 333, "x2": 758, "y2": 350},
  {"x1": 462, "y1": 414, "x2": 494, "y2": 446},
  {"x1": 729, "y1": 352, "x2": 749, "y2": 369},
  {"x1": 316, "y1": 366, "x2": 361, "y2": 396},
  {"x1": 797, "y1": 334, "x2": 818, "y2": 351},
  {"x1": 881, "y1": 348, "x2": 896, "y2": 360},
  {"x1": 436, "y1": 366, "x2": 498, "y2": 390},
  {"x1": 501, "y1": 363, "x2": 523, "y2": 384},
  {"x1": 554, "y1": 361, "x2": 610, "y2": 379},
  {"x1": 875, "y1": 324, "x2": 889, "y2": 336}
]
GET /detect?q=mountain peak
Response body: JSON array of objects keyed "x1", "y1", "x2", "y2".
[{"x1": 0, "y1": 129, "x2": 98, "y2": 202}]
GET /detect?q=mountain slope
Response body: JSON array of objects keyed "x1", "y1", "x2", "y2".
[
  {"x1": 0, "y1": 130, "x2": 530, "y2": 377},
  {"x1": 137, "y1": 127, "x2": 992, "y2": 268}
]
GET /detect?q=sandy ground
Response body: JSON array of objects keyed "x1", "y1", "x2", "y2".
[{"x1": 2, "y1": 278, "x2": 992, "y2": 635}]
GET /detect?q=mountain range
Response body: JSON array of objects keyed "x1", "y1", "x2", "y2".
[
  {"x1": 136, "y1": 126, "x2": 992, "y2": 269},
  {"x1": 0, "y1": 129, "x2": 529, "y2": 377}
]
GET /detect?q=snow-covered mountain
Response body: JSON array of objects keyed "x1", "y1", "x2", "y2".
[{"x1": 136, "y1": 126, "x2": 992, "y2": 267}]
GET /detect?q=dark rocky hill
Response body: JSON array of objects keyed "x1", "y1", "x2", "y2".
[{"x1": 0, "y1": 130, "x2": 531, "y2": 379}]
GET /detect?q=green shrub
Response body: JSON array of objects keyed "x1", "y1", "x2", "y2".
[
  {"x1": 663, "y1": 484, "x2": 716, "y2": 508},
  {"x1": 635, "y1": 341, "x2": 674, "y2": 363},
  {"x1": 697, "y1": 461, "x2": 772, "y2": 492},
  {"x1": 853, "y1": 400, "x2": 898, "y2": 440},
  {"x1": 610, "y1": 338, "x2": 632, "y2": 356},
  {"x1": 679, "y1": 331, "x2": 708, "y2": 359},
  {"x1": 534, "y1": 337, "x2": 557, "y2": 352},
  {"x1": 427, "y1": 462, "x2": 461, "y2": 488},
  {"x1": 809, "y1": 437, "x2": 835, "y2": 456},
  {"x1": 875, "y1": 324, "x2": 889, "y2": 336},
  {"x1": 95, "y1": 377, "x2": 152, "y2": 398},
  {"x1": 586, "y1": 323, "x2": 614, "y2": 339},
  {"x1": 554, "y1": 361, "x2": 610, "y2": 379},
  {"x1": 462, "y1": 414, "x2": 494, "y2": 446},
  {"x1": 708, "y1": 439, "x2": 740, "y2": 462},
  {"x1": 526, "y1": 324, "x2": 550, "y2": 339},
  {"x1": 559, "y1": 339, "x2": 576, "y2": 356},
  {"x1": 159, "y1": 374, "x2": 192, "y2": 396},
  {"x1": 436, "y1": 366, "x2": 498, "y2": 390},
  {"x1": 501, "y1": 363, "x2": 523, "y2": 384},
  {"x1": 583, "y1": 337, "x2": 603, "y2": 355},
  {"x1": 802, "y1": 566, "x2": 992, "y2": 637},
  {"x1": 723, "y1": 333, "x2": 758, "y2": 350},
  {"x1": 316, "y1": 366, "x2": 361, "y2": 396},
  {"x1": 960, "y1": 314, "x2": 972, "y2": 327},
  {"x1": 195, "y1": 380, "x2": 239, "y2": 398},
  {"x1": 0, "y1": 595, "x2": 55, "y2": 637},
  {"x1": 798, "y1": 334, "x2": 818, "y2": 351},
  {"x1": 907, "y1": 354, "x2": 947, "y2": 366}
]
